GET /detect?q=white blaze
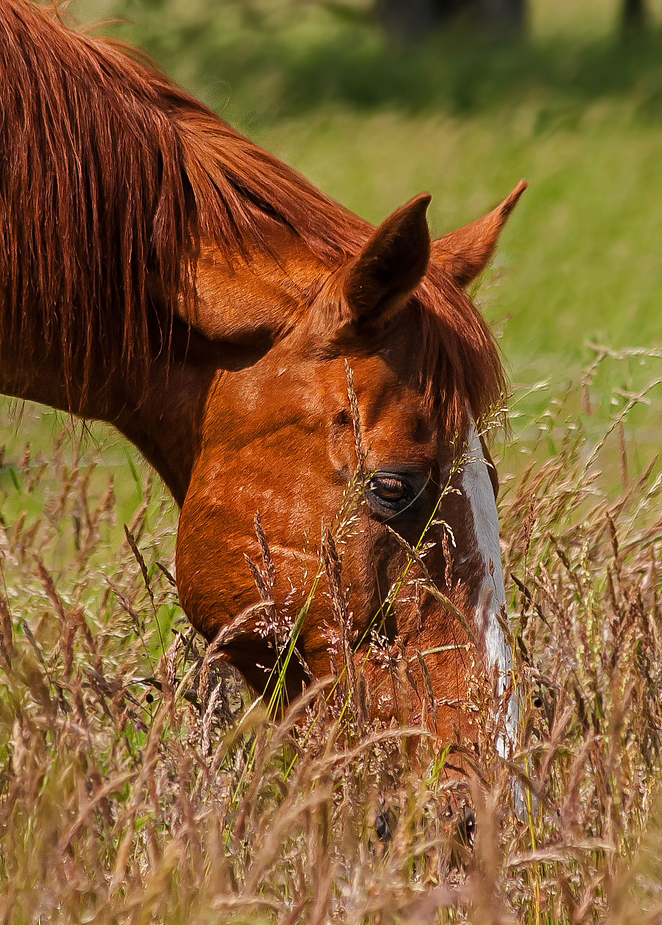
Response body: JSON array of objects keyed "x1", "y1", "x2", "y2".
[{"x1": 462, "y1": 422, "x2": 517, "y2": 756}]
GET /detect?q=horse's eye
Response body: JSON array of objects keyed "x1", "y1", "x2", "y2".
[
  {"x1": 366, "y1": 473, "x2": 412, "y2": 513},
  {"x1": 370, "y1": 476, "x2": 407, "y2": 502}
]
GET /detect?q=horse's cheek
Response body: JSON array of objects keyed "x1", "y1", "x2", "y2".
[{"x1": 175, "y1": 491, "x2": 244, "y2": 640}]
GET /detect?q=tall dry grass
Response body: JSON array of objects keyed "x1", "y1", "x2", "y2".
[{"x1": 0, "y1": 349, "x2": 660, "y2": 924}]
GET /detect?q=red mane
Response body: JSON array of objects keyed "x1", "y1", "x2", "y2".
[{"x1": 0, "y1": 0, "x2": 504, "y2": 431}]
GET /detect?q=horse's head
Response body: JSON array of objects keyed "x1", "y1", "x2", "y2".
[
  {"x1": 0, "y1": 0, "x2": 522, "y2": 747},
  {"x1": 175, "y1": 184, "x2": 525, "y2": 745}
]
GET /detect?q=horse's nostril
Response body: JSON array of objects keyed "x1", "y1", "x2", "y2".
[
  {"x1": 375, "y1": 807, "x2": 397, "y2": 843},
  {"x1": 449, "y1": 804, "x2": 476, "y2": 869},
  {"x1": 458, "y1": 805, "x2": 475, "y2": 849}
]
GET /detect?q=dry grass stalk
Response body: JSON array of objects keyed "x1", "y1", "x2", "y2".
[{"x1": 0, "y1": 351, "x2": 659, "y2": 923}]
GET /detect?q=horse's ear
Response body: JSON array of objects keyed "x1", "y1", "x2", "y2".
[
  {"x1": 431, "y1": 181, "x2": 527, "y2": 288},
  {"x1": 343, "y1": 193, "x2": 431, "y2": 327}
]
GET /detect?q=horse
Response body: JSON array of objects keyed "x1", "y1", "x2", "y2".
[{"x1": 0, "y1": 0, "x2": 524, "y2": 748}]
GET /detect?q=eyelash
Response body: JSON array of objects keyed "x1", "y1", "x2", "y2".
[{"x1": 367, "y1": 475, "x2": 409, "y2": 505}]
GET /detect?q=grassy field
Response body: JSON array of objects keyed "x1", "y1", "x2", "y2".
[
  {"x1": 1, "y1": 360, "x2": 660, "y2": 923},
  {"x1": 0, "y1": 0, "x2": 661, "y2": 921}
]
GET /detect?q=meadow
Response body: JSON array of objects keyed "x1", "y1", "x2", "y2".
[{"x1": 0, "y1": 0, "x2": 661, "y2": 921}]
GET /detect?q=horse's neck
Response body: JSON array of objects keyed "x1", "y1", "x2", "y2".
[
  {"x1": 0, "y1": 231, "x2": 322, "y2": 506},
  {"x1": 0, "y1": 340, "x2": 212, "y2": 506},
  {"x1": 179, "y1": 225, "x2": 323, "y2": 341}
]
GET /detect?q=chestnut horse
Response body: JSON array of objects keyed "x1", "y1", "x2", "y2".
[{"x1": 0, "y1": 0, "x2": 524, "y2": 747}]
